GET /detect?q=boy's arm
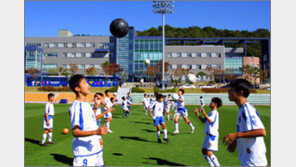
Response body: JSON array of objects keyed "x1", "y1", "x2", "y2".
[
  {"x1": 45, "y1": 113, "x2": 50, "y2": 125},
  {"x1": 224, "y1": 129, "x2": 266, "y2": 146},
  {"x1": 72, "y1": 126, "x2": 107, "y2": 137},
  {"x1": 148, "y1": 108, "x2": 153, "y2": 118},
  {"x1": 95, "y1": 108, "x2": 114, "y2": 120},
  {"x1": 200, "y1": 107, "x2": 214, "y2": 124},
  {"x1": 193, "y1": 108, "x2": 206, "y2": 123}
]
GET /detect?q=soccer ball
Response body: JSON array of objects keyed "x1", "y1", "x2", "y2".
[
  {"x1": 145, "y1": 59, "x2": 150, "y2": 65},
  {"x1": 172, "y1": 94, "x2": 179, "y2": 101},
  {"x1": 114, "y1": 92, "x2": 117, "y2": 96},
  {"x1": 187, "y1": 73, "x2": 197, "y2": 83},
  {"x1": 63, "y1": 128, "x2": 69, "y2": 134}
]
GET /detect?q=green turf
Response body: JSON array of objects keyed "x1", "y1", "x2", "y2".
[{"x1": 25, "y1": 104, "x2": 270, "y2": 166}]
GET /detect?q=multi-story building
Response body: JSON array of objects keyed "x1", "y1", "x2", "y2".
[{"x1": 25, "y1": 28, "x2": 269, "y2": 82}]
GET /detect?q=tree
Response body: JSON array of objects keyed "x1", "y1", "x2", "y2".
[
  {"x1": 260, "y1": 70, "x2": 269, "y2": 84},
  {"x1": 205, "y1": 66, "x2": 216, "y2": 81},
  {"x1": 196, "y1": 71, "x2": 207, "y2": 82},
  {"x1": 173, "y1": 67, "x2": 190, "y2": 83},
  {"x1": 103, "y1": 63, "x2": 123, "y2": 76},
  {"x1": 224, "y1": 74, "x2": 238, "y2": 82},
  {"x1": 85, "y1": 67, "x2": 97, "y2": 76},
  {"x1": 101, "y1": 60, "x2": 110, "y2": 73},
  {"x1": 146, "y1": 66, "x2": 159, "y2": 82},
  {"x1": 156, "y1": 60, "x2": 170, "y2": 77},
  {"x1": 25, "y1": 68, "x2": 40, "y2": 78},
  {"x1": 58, "y1": 67, "x2": 64, "y2": 76},
  {"x1": 48, "y1": 68, "x2": 59, "y2": 76},
  {"x1": 61, "y1": 69, "x2": 70, "y2": 78},
  {"x1": 69, "y1": 64, "x2": 79, "y2": 75}
]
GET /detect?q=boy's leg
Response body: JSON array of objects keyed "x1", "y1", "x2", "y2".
[
  {"x1": 173, "y1": 115, "x2": 180, "y2": 134},
  {"x1": 184, "y1": 116, "x2": 195, "y2": 133},
  {"x1": 41, "y1": 129, "x2": 48, "y2": 144},
  {"x1": 156, "y1": 126, "x2": 161, "y2": 139},
  {"x1": 48, "y1": 128, "x2": 55, "y2": 144},
  {"x1": 202, "y1": 149, "x2": 214, "y2": 166},
  {"x1": 208, "y1": 151, "x2": 220, "y2": 166}
]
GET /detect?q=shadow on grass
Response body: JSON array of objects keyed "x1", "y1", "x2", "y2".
[
  {"x1": 50, "y1": 153, "x2": 73, "y2": 166},
  {"x1": 130, "y1": 121, "x2": 152, "y2": 125},
  {"x1": 25, "y1": 138, "x2": 40, "y2": 145},
  {"x1": 142, "y1": 129, "x2": 155, "y2": 133},
  {"x1": 119, "y1": 136, "x2": 157, "y2": 143},
  {"x1": 143, "y1": 157, "x2": 186, "y2": 166},
  {"x1": 112, "y1": 153, "x2": 123, "y2": 156}
]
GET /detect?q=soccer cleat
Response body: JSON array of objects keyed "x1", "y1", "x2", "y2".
[
  {"x1": 48, "y1": 141, "x2": 56, "y2": 144},
  {"x1": 107, "y1": 130, "x2": 113, "y2": 133},
  {"x1": 191, "y1": 127, "x2": 195, "y2": 134},
  {"x1": 40, "y1": 143, "x2": 48, "y2": 146},
  {"x1": 164, "y1": 138, "x2": 170, "y2": 143},
  {"x1": 173, "y1": 130, "x2": 179, "y2": 135},
  {"x1": 158, "y1": 139, "x2": 162, "y2": 143}
]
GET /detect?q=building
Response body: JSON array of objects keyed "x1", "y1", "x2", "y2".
[{"x1": 25, "y1": 28, "x2": 270, "y2": 82}]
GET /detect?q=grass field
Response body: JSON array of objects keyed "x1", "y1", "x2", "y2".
[
  {"x1": 25, "y1": 104, "x2": 270, "y2": 166},
  {"x1": 24, "y1": 86, "x2": 271, "y2": 94}
]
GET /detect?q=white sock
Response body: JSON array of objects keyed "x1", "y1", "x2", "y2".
[
  {"x1": 210, "y1": 154, "x2": 220, "y2": 166},
  {"x1": 163, "y1": 129, "x2": 168, "y2": 139},
  {"x1": 204, "y1": 155, "x2": 214, "y2": 166},
  {"x1": 157, "y1": 131, "x2": 160, "y2": 139},
  {"x1": 48, "y1": 132, "x2": 52, "y2": 142},
  {"x1": 42, "y1": 134, "x2": 47, "y2": 144},
  {"x1": 167, "y1": 115, "x2": 170, "y2": 120},
  {"x1": 174, "y1": 121, "x2": 179, "y2": 131},
  {"x1": 106, "y1": 123, "x2": 110, "y2": 130},
  {"x1": 188, "y1": 121, "x2": 194, "y2": 129}
]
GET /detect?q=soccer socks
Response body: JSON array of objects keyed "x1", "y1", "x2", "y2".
[
  {"x1": 209, "y1": 154, "x2": 220, "y2": 166},
  {"x1": 106, "y1": 122, "x2": 110, "y2": 130},
  {"x1": 204, "y1": 155, "x2": 214, "y2": 166},
  {"x1": 163, "y1": 129, "x2": 168, "y2": 139},
  {"x1": 188, "y1": 121, "x2": 195, "y2": 129},
  {"x1": 41, "y1": 134, "x2": 47, "y2": 144},
  {"x1": 174, "y1": 121, "x2": 179, "y2": 131},
  {"x1": 48, "y1": 132, "x2": 53, "y2": 142},
  {"x1": 157, "y1": 131, "x2": 161, "y2": 139}
]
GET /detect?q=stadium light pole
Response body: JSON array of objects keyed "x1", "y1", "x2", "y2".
[{"x1": 153, "y1": 0, "x2": 174, "y2": 89}]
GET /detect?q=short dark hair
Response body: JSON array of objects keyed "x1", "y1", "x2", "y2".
[
  {"x1": 200, "y1": 96, "x2": 203, "y2": 98},
  {"x1": 154, "y1": 92, "x2": 158, "y2": 96},
  {"x1": 94, "y1": 92, "x2": 104, "y2": 98},
  {"x1": 144, "y1": 94, "x2": 147, "y2": 96},
  {"x1": 156, "y1": 94, "x2": 163, "y2": 101},
  {"x1": 229, "y1": 78, "x2": 252, "y2": 98},
  {"x1": 105, "y1": 90, "x2": 109, "y2": 94},
  {"x1": 69, "y1": 74, "x2": 85, "y2": 94},
  {"x1": 48, "y1": 93, "x2": 54, "y2": 99},
  {"x1": 212, "y1": 97, "x2": 222, "y2": 108},
  {"x1": 163, "y1": 95, "x2": 167, "y2": 98},
  {"x1": 148, "y1": 95, "x2": 150, "y2": 97},
  {"x1": 122, "y1": 96, "x2": 125, "y2": 100},
  {"x1": 110, "y1": 97, "x2": 115, "y2": 101},
  {"x1": 179, "y1": 89, "x2": 185, "y2": 95},
  {"x1": 168, "y1": 94, "x2": 171, "y2": 96}
]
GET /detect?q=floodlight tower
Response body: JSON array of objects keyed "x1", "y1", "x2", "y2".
[{"x1": 153, "y1": 0, "x2": 174, "y2": 89}]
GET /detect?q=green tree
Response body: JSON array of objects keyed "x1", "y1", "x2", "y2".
[{"x1": 196, "y1": 71, "x2": 207, "y2": 82}]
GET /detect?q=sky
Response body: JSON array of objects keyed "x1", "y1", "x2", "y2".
[{"x1": 25, "y1": 1, "x2": 270, "y2": 37}]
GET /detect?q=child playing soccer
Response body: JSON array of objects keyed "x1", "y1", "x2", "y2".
[
  {"x1": 194, "y1": 97, "x2": 222, "y2": 166},
  {"x1": 143, "y1": 94, "x2": 149, "y2": 115},
  {"x1": 200, "y1": 96, "x2": 205, "y2": 109},
  {"x1": 173, "y1": 89, "x2": 195, "y2": 134},
  {"x1": 126, "y1": 92, "x2": 133, "y2": 114},
  {"x1": 165, "y1": 94, "x2": 173, "y2": 120},
  {"x1": 68, "y1": 74, "x2": 107, "y2": 166},
  {"x1": 41, "y1": 93, "x2": 55, "y2": 146},
  {"x1": 223, "y1": 78, "x2": 267, "y2": 166},
  {"x1": 148, "y1": 94, "x2": 171, "y2": 143},
  {"x1": 122, "y1": 96, "x2": 132, "y2": 118},
  {"x1": 103, "y1": 91, "x2": 115, "y2": 133}
]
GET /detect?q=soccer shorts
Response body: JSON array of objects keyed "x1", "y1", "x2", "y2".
[
  {"x1": 153, "y1": 116, "x2": 165, "y2": 126},
  {"x1": 73, "y1": 149, "x2": 104, "y2": 166},
  {"x1": 175, "y1": 107, "x2": 188, "y2": 118},
  {"x1": 43, "y1": 115, "x2": 53, "y2": 129},
  {"x1": 202, "y1": 134, "x2": 219, "y2": 152},
  {"x1": 104, "y1": 112, "x2": 112, "y2": 118},
  {"x1": 98, "y1": 135, "x2": 102, "y2": 140}
]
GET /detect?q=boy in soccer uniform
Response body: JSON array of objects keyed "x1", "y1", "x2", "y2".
[
  {"x1": 200, "y1": 96, "x2": 205, "y2": 109},
  {"x1": 68, "y1": 74, "x2": 107, "y2": 166},
  {"x1": 41, "y1": 93, "x2": 55, "y2": 146},
  {"x1": 143, "y1": 94, "x2": 150, "y2": 115},
  {"x1": 223, "y1": 78, "x2": 267, "y2": 166},
  {"x1": 104, "y1": 94, "x2": 115, "y2": 133},
  {"x1": 122, "y1": 96, "x2": 132, "y2": 118},
  {"x1": 173, "y1": 89, "x2": 195, "y2": 134},
  {"x1": 165, "y1": 94, "x2": 173, "y2": 120},
  {"x1": 148, "y1": 94, "x2": 171, "y2": 143},
  {"x1": 194, "y1": 97, "x2": 222, "y2": 166},
  {"x1": 126, "y1": 92, "x2": 133, "y2": 114}
]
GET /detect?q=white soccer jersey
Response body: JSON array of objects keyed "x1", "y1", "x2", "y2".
[
  {"x1": 176, "y1": 95, "x2": 185, "y2": 109},
  {"x1": 165, "y1": 99, "x2": 172, "y2": 111},
  {"x1": 69, "y1": 100, "x2": 102, "y2": 157},
  {"x1": 200, "y1": 99, "x2": 205, "y2": 107},
  {"x1": 143, "y1": 97, "x2": 149, "y2": 107},
  {"x1": 45, "y1": 102, "x2": 55, "y2": 116},
  {"x1": 236, "y1": 102, "x2": 267, "y2": 166},
  {"x1": 103, "y1": 97, "x2": 112, "y2": 110},
  {"x1": 94, "y1": 105, "x2": 102, "y2": 126},
  {"x1": 204, "y1": 110, "x2": 219, "y2": 136},
  {"x1": 121, "y1": 100, "x2": 129, "y2": 111},
  {"x1": 151, "y1": 101, "x2": 164, "y2": 117}
]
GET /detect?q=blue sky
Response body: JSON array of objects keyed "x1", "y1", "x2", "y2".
[{"x1": 25, "y1": 1, "x2": 270, "y2": 37}]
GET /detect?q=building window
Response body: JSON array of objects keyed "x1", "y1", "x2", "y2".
[
  {"x1": 196, "y1": 64, "x2": 201, "y2": 69},
  {"x1": 207, "y1": 53, "x2": 211, "y2": 57},
  {"x1": 187, "y1": 53, "x2": 192, "y2": 58},
  {"x1": 207, "y1": 65, "x2": 212, "y2": 68},
  {"x1": 54, "y1": 43, "x2": 58, "y2": 48},
  {"x1": 216, "y1": 53, "x2": 221, "y2": 58},
  {"x1": 167, "y1": 53, "x2": 172, "y2": 58},
  {"x1": 217, "y1": 64, "x2": 221, "y2": 69},
  {"x1": 26, "y1": 43, "x2": 41, "y2": 47},
  {"x1": 82, "y1": 53, "x2": 86, "y2": 58},
  {"x1": 63, "y1": 64, "x2": 67, "y2": 69},
  {"x1": 64, "y1": 43, "x2": 67, "y2": 48},
  {"x1": 63, "y1": 53, "x2": 67, "y2": 58},
  {"x1": 188, "y1": 65, "x2": 192, "y2": 69},
  {"x1": 169, "y1": 65, "x2": 172, "y2": 69},
  {"x1": 45, "y1": 53, "x2": 58, "y2": 58},
  {"x1": 91, "y1": 43, "x2": 95, "y2": 47},
  {"x1": 44, "y1": 43, "x2": 49, "y2": 48},
  {"x1": 72, "y1": 43, "x2": 76, "y2": 48},
  {"x1": 82, "y1": 43, "x2": 86, "y2": 48},
  {"x1": 178, "y1": 53, "x2": 182, "y2": 58},
  {"x1": 43, "y1": 64, "x2": 57, "y2": 71},
  {"x1": 197, "y1": 53, "x2": 201, "y2": 57},
  {"x1": 72, "y1": 53, "x2": 76, "y2": 58},
  {"x1": 177, "y1": 64, "x2": 182, "y2": 68}
]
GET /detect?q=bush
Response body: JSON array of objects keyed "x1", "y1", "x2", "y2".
[
  {"x1": 201, "y1": 88, "x2": 257, "y2": 93},
  {"x1": 38, "y1": 86, "x2": 72, "y2": 92},
  {"x1": 208, "y1": 80, "x2": 216, "y2": 84},
  {"x1": 154, "y1": 87, "x2": 177, "y2": 93},
  {"x1": 107, "y1": 86, "x2": 118, "y2": 92},
  {"x1": 131, "y1": 87, "x2": 145, "y2": 93}
]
